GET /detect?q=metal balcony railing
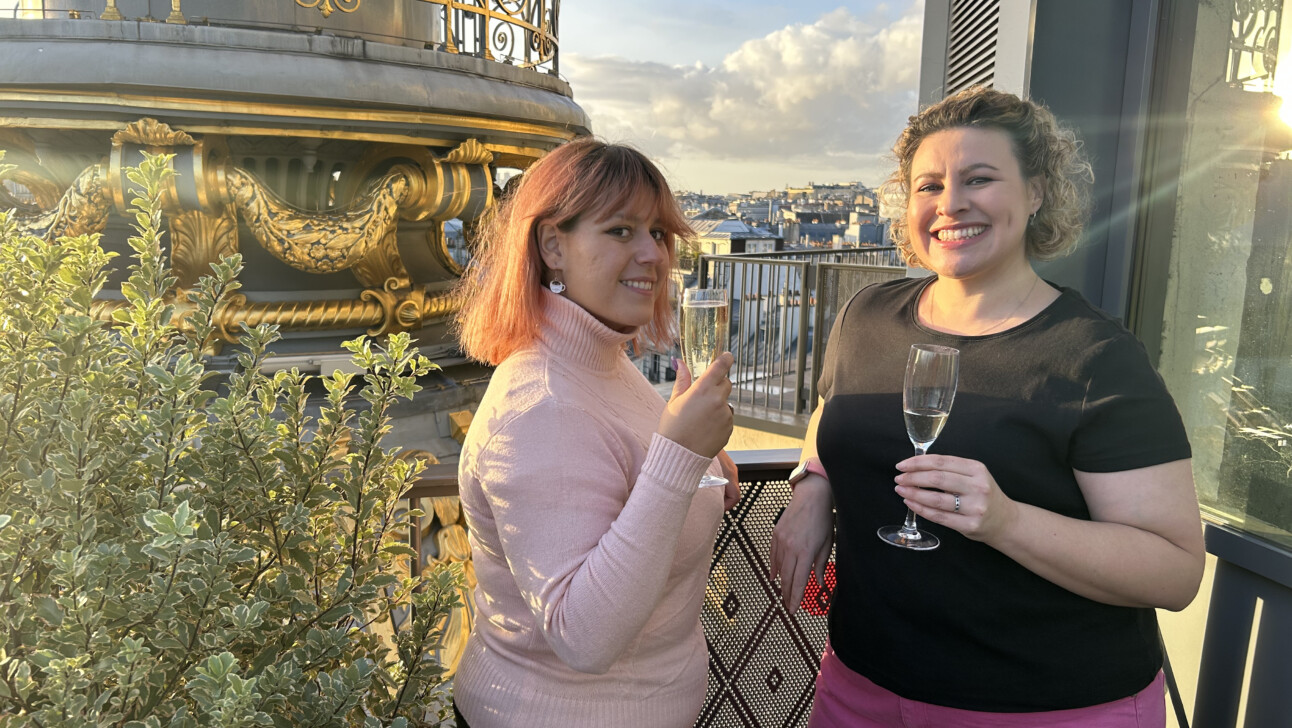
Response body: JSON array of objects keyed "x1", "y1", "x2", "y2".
[{"x1": 696, "y1": 248, "x2": 907, "y2": 420}]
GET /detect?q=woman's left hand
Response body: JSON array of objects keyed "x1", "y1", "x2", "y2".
[{"x1": 894, "y1": 454, "x2": 1020, "y2": 543}]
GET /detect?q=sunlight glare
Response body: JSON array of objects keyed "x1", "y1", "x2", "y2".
[{"x1": 1276, "y1": 10, "x2": 1292, "y2": 127}]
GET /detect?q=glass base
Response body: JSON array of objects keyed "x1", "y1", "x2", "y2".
[
  {"x1": 877, "y1": 525, "x2": 940, "y2": 551},
  {"x1": 698, "y1": 474, "x2": 728, "y2": 488}
]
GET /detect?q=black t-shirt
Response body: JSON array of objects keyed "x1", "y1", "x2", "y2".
[{"x1": 817, "y1": 276, "x2": 1191, "y2": 712}]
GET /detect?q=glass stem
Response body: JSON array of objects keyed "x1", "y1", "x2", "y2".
[{"x1": 899, "y1": 445, "x2": 926, "y2": 536}]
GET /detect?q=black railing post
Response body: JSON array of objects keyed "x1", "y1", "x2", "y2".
[
  {"x1": 810, "y1": 264, "x2": 830, "y2": 410},
  {"x1": 794, "y1": 260, "x2": 811, "y2": 414},
  {"x1": 688, "y1": 249, "x2": 904, "y2": 419}
]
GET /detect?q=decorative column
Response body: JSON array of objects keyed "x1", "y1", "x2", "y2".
[
  {"x1": 166, "y1": 0, "x2": 186, "y2": 24},
  {"x1": 101, "y1": 0, "x2": 123, "y2": 21}
]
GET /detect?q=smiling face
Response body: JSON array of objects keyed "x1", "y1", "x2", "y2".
[
  {"x1": 906, "y1": 126, "x2": 1044, "y2": 284},
  {"x1": 537, "y1": 192, "x2": 672, "y2": 332}
]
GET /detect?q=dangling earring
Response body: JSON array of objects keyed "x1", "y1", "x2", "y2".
[
  {"x1": 1028, "y1": 211, "x2": 1037, "y2": 226},
  {"x1": 549, "y1": 279, "x2": 566, "y2": 294}
]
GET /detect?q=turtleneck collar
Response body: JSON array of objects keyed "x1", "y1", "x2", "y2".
[{"x1": 537, "y1": 288, "x2": 638, "y2": 372}]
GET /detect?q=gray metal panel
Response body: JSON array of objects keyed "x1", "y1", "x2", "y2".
[
  {"x1": 992, "y1": 0, "x2": 1036, "y2": 97},
  {"x1": 918, "y1": 0, "x2": 952, "y2": 106},
  {"x1": 920, "y1": 0, "x2": 1034, "y2": 103},
  {"x1": 1028, "y1": 0, "x2": 1151, "y2": 318}
]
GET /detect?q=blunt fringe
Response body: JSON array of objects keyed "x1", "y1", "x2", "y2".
[
  {"x1": 879, "y1": 86, "x2": 1094, "y2": 267},
  {"x1": 453, "y1": 138, "x2": 690, "y2": 365}
]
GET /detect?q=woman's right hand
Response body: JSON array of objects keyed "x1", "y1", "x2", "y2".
[
  {"x1": 659, "y1": 353, "x2": 734, "y2": 458},
  {"x1": 770, "y1": 476, "x2": 834, "y2": 612}
]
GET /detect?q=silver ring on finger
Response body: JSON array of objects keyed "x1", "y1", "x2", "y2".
[{"x1": 953, "y1": 494, "x2": 961, "y2": 513}]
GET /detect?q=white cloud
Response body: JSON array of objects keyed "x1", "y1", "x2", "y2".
[{"x1": 565, "y1": 2, "x2": 924, "y2": 192}]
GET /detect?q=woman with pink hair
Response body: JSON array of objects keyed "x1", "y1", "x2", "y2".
[{"x1": 452, "y1": 138, "x2": 738, "y2": 727}]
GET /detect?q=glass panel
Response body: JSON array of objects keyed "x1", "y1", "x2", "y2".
[{"x1": 1158, "y1": 0, "x2": 1292, "y2": 548}]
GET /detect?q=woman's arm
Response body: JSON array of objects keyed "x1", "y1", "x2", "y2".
[
  {"x1": 477, "y1": 356, "x2": 733, "y2": 674},
  {"x1": 895, "y1": 456, "x2": 1205, "y2": 610},
  {"x1": 770, "y1": 399, "x2": 835, "y2": 611},
  {"x1": 479, "y1": 411, "x2": 710, "y2": 674}
]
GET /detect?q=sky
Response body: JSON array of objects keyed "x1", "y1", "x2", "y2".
[{"x1": 559, "y1": 0, "x2": 926, "y2": 194}]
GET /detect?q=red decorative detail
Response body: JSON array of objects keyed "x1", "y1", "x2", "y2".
[{"x1": 801, "y1": 561, "x2": 836, "y2": 616}]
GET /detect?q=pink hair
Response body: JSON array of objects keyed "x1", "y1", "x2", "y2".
[{"x1": 454, "y1": 138, "x2": 691, "y2": 365}]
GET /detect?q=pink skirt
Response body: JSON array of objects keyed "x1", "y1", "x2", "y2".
[{"x1": 808, "y1": 643, "x2": 1166, "y2": 728}]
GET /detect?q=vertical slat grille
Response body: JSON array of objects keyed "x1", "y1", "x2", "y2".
[{"x1": 946, "y1": 0, "x2": 999, "y2": 94}]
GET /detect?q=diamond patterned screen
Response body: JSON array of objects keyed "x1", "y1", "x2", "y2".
[{"x1": 697, "y1": 476, "x2": 834, "y2": 728}]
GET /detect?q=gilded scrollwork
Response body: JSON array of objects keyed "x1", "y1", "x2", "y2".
[
  {"x1": 421, "y1": 410, "x2": 476, "y2": 677},
  {"x1": 351, "y1": 229, "x2": 411, "y2": 289},
  {"x1": 14, "y1": 164, "x2": 113, "y2": 241},
  {"x1": 36, "y1": 123, "x2": 499, "y2": 338},
  {"x1": 3, "y1": 170, "x2": 63, "y2": 210},
  {"x1": 169, "y1": 208, "x2": 239, "y2": 289},
  {"x1": 90, "y1": 286, "x2": 458, "y2": 341},
  {"x1": 443, "y1": 138, "x2": 495, "y2": 166},
  {"x1": 423, "y1": 223, "x2": 462, "y2": 278},
  {"x1": 295, "y1": 0, "x2": 361, "y2": 18},
  {"x1": 225, "y1": 166, "x2": 410, "y2": 274},
  {"x1": 112, "y1": 118, "x2": 196, "y2": 148},
  {"x1": 428, "y1": 492, "x2": 475, "y2": 678},
  {"x1": 0, "y1": 131, "x2": 62, "y2": 209}
]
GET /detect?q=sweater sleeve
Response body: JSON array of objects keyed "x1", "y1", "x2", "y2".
[{"x1": 471, "y1": 399, "x2": 713, "y2": 674}]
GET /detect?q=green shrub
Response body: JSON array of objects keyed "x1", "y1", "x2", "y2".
[{"x1": 0, "y1": 152, "x2": 461, "y2": 727}]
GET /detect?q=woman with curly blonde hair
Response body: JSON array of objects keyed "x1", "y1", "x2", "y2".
[{"x1": 771, "y1": 86, "x2": 1203, "y2": 726}]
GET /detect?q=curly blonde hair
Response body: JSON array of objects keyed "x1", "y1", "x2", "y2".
[{"x1": 880, "y1": 86, "x2": 1093, "y2": 267}]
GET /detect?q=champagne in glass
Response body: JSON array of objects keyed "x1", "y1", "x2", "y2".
[
  {"x1": 681, "y1": 287, "x2": 730, "y2": 488},
  {"x1": 878, "y1": 344, "x2": 960, "y2": 550}
]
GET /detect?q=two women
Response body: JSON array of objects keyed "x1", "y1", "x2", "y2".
[
  {"x1": 771, "y1": 86, "x2": 1204, "y2": 726},
  {"x1": 452, "y1": 139, "x2": 737, "y2": 728},
  {"x1": 454, "y1": 84, "x2": 1204, "y2": 728}
]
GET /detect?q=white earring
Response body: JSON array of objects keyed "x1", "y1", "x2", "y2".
[{"x1": 549, "y1": 279, "x2": 566, "y2": 294}]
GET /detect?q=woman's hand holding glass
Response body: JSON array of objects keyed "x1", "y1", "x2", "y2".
[
  {"x1": 878, "y1": 344, "x2": 959, "y2": 550},
  {"x1": 659, "y1": 352, "x2": 735, "y2": 463},
  {"x1": 680, "y1": 288, "x2": 732, "y2": 487},
  {"x1": 894, "y1": 454, "x2": 1019, "y2": 544}
]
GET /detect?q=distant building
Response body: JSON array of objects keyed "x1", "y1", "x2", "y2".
[
  {"x1": 690, "y1": 216, "x2": 784, "y2": 255},
  {"x1": 676, "y1": 191, "x2": 729, "y2": 219},
  {"x1": 728, "y1": 200, "x2": 777, "y2": 224},
  {"x1": 783, "y1": 220, "x2": 845, "y2": 246},
  {"x1": 783, "y1": 208, "x2": 849, "y2": 225},
  {"x1": 844, "y1": 220, "x2": 887, "y2": 246},
  {"x1": 691, "y1": 207, "x2": 729, "y2": 221}
]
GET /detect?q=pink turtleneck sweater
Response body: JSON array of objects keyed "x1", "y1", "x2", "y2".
[{"x1": 454, "y1": 290, "x2": 724, "y2": 728}]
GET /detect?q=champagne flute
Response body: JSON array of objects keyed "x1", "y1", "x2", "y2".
[
  {"x1": 878, "y1": 344, "x2": 960, "y2": 550},
  {"x1": 681, "y1": 287, "x2": 730, "y2": 488}
]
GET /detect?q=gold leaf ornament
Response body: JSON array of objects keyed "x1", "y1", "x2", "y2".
[{"x1": 296, "y1": 0, "x2": 362, "y2": 18}]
